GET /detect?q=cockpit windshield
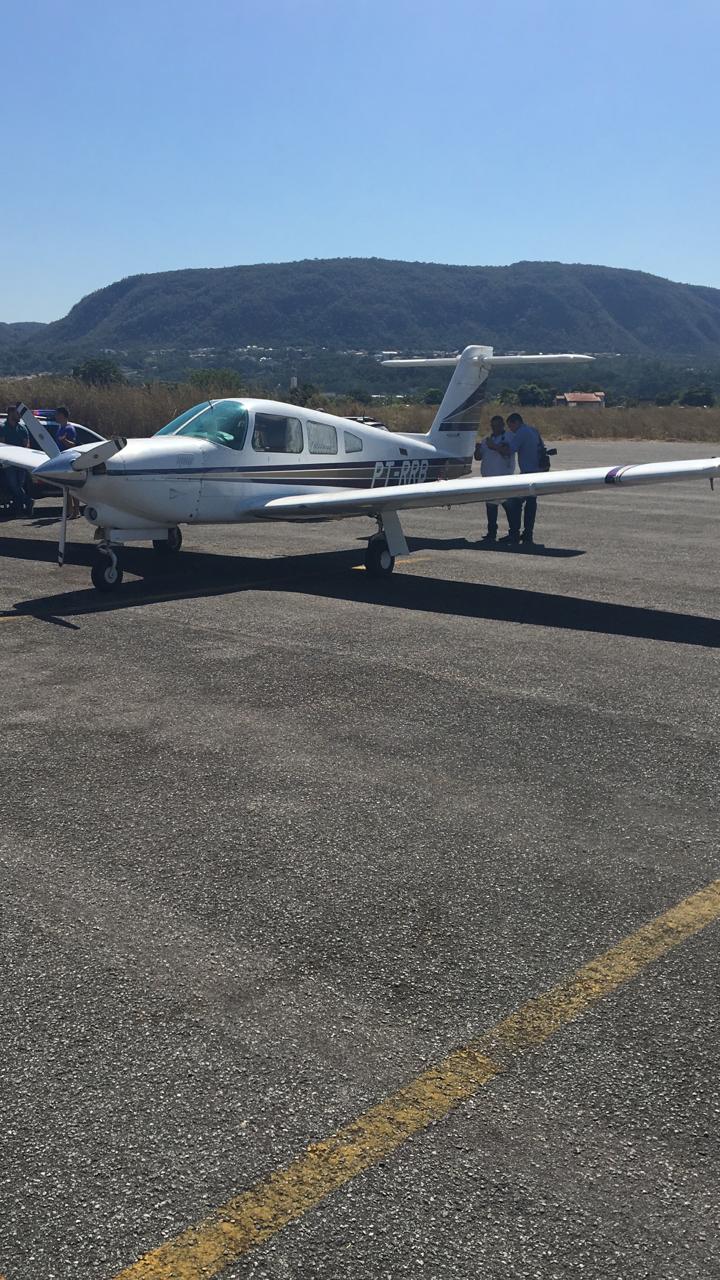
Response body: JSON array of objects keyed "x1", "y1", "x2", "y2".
[{"x1": 155, "y1": 401, "x2": 249, "y2": 451}]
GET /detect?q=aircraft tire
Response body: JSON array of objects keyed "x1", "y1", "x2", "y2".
[
  {"x1": 153, "y1": 528, "x2": 183, "y2": 555},
  {"x1": 91, "y1": 555, "x2": 124, "y2": 592},
  {"x1": 365, "y1": 538, "x2": 395, "y2": 577}
]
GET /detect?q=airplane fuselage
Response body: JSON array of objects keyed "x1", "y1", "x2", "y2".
[{"x1": 43, "y1": 399, "x2": 471, "y2": 533}]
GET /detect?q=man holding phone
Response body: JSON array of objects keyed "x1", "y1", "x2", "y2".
[{"x1": 474, "y1": 414, "x2": 517, "y2": 544}]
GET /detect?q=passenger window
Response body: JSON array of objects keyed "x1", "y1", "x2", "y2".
[
  {"x1": 344, "y1": 431, "x2": 363, "y2": 454},
  {"x1": 252, "y1": 413, "x2": 303, "y2": 453},
  {"x1": 307, "y1": 420, "x2": 338, "y2": 455}
]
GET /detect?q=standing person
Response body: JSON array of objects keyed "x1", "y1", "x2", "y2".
[
  {"x1": 473, "y1": 415, "x2": 516, "y2": 543},
  {"x1": 55, "y1": 407, "x2": 81, "y2": 518},
  {"x1": 505, "y1": 411, "x2": 547, "y2": 546},
  {"x1": 0, "y1": 404, "x2": 32, "y2": 516}
]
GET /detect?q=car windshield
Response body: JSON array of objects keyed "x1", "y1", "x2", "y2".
[{"x1": 155, "y1": 401, "x2": 249, "y2": 451}]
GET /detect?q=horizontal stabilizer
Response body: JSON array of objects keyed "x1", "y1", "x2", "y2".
[
  {"x1": 383, "y1": 356, "x2": 469, "y2": 368},
  {"x1": 383, "y1": 352, "x2": 594, "y2": 368},
  {"x1": 487, "y1": 353, "x2": 594, "y2": 366}
]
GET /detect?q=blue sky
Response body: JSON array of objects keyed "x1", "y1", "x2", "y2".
[{"x1": 3, "y1": 0, "x2": 719, "y2": 321}]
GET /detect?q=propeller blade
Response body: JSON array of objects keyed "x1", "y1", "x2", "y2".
[
  {"x1": 58, "y1": 490, "x2": 68, "y2": 567},
  {"x1": 16, "y1": 403, "x2": 61, "y2": 458},
  {"x1": 71, "y1": 436, "x2": 127, "y2": 472}
]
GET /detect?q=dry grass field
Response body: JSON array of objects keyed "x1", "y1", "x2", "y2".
[
  {"x1": 2, "y1": 375, "x2": 720, "y2": 443},
  {"x1": 373, "y1": 401, "x2": 720, "y2": 443}
]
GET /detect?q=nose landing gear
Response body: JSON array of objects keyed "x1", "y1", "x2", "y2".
[
  {"x1": 88, "y1": 526, "x2": 183, "y2": 591},
  {"x1": 91, "y1": 543, "x2": 123, "y2": 592}
]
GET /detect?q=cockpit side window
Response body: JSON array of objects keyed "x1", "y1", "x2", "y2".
[
  {"x1": 344, "y1": 431, "x2": 363, "y2": 453},
  {"x1": 252, "y1": 413, "x2": 303, "y2": 453}
]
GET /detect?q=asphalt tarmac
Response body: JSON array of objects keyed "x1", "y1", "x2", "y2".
[{"x1": 1, "y1": 441, "x2": 719, "y2": 1280}]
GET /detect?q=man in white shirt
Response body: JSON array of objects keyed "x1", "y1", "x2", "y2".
[{"x1": 474, "y1": 415, "x2": 517, "y2": 543}]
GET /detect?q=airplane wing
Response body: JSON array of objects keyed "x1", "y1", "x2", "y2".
[
  {"x1": 252, "y1": 457, "x2": 720, "y2": 520},
  {"x1": 0, "y1": 445, "x2": 49, "y2": 473}
]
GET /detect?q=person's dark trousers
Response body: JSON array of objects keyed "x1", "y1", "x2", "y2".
[
  {"x1": 486, "y1": 501, "x2": 516, "y2": 538},
  {"x1": 4, "y1": 466, "x2": 26, "y2": 514},
  {"x1": 521, "y1": 496, "x2": 537, "y2": 539},
  {"x1": 505, "y1": 498, "x2": 522, "y2": 538}
]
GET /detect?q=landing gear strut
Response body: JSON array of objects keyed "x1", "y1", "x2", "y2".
[
  {"x1": 153, "y1": 527, "x2": 183, "y2": 555},
  {"x1": 91, "y1": 544, "x2": 123, "y2": 592}
]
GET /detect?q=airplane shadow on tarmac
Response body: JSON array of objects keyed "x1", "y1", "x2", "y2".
[{"x1": 1, "y1": 530, "x2": 719, "y2": 648}]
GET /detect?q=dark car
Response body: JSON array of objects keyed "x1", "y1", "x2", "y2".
[{"x1": 0, "y1": 412, "x2": 107, "y2": 512}]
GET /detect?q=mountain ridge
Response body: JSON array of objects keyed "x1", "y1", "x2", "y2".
[{"x1": 4, "y1": 258, "x2": 720, "y2": 363}]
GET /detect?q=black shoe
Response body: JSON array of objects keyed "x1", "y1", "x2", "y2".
[
  {"x1": 499, "y1": 533, "x2": 520, "y2": 545},
  {"x1": 479, "y1": 532, "x2": 497, "y2": 544},
  {"x1": 520, "y1": 533, "x2": 534, "y2": 545}
]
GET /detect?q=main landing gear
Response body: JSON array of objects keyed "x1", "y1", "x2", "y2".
[
  {"x1": 153, "y1": 527, "x2": 183, "y2": 555},
  {"x1": 364, "y1": 535, "x2": 395, "y2": 577},
  {"x1": 363, "y1": 512, "x2": 408, "y2": 578}
]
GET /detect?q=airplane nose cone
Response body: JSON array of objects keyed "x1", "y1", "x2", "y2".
[{"x1": 34, "y1": 450, "x2": 87, "y2": 487}]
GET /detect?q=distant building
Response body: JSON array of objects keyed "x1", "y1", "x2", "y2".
[{"x1": 554, "y1": 391, "x2": 606, "y2": 410}]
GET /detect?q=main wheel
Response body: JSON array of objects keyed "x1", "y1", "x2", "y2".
[
  {"x1": 365, "y1": 537, "x2": 395, "y2": 577},
  {"x1": 91, "y1": 555, "x2": 124, "y2": 592},
  {"x1": 153, "y1": 527, "x2": 183, "y2": 555}
]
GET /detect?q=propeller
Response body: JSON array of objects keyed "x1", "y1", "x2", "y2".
[
  {"x1": 71, "y1": 436, "x2": 127, "y2": 471},
  {"x1": 17, "y1": 402, "x2": 61, "y2": 457}
]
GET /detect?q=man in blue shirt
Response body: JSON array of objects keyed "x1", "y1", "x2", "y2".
[{"x1": 505, "y1": 412, "x2": 545, "y2": 545}]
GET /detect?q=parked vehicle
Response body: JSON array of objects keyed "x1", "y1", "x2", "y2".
[{"x1": 0, "y1": 411, "x2": 107, "y2": 511}]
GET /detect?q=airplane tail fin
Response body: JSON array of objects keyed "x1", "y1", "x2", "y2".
[{"x1": 383, "y1": 346, "x2": 595, "y2": 458}]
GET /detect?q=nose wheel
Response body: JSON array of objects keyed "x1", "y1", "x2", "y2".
[
  {"x1": 365, "y1": 536, "x2": 395, "y2": 577},
  {"x1": 91, "y1": 547, "x2": 123, "y2": 592}
]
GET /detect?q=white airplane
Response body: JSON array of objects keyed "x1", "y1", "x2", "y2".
[{"x1": 1, "y1": 344, "x2": 718, "y2": 593}]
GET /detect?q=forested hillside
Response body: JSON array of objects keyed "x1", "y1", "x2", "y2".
[{"x1": 4, "y1": 259, "x2": 720, "y2": 374}]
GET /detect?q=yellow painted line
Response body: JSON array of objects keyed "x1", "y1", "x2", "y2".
[
  {"x1": 352, "y1": 555, "x2": 431, "y2": 571},
  {"x1": 114, "y1": 876, "x2": 720, "y2": 1279}
]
